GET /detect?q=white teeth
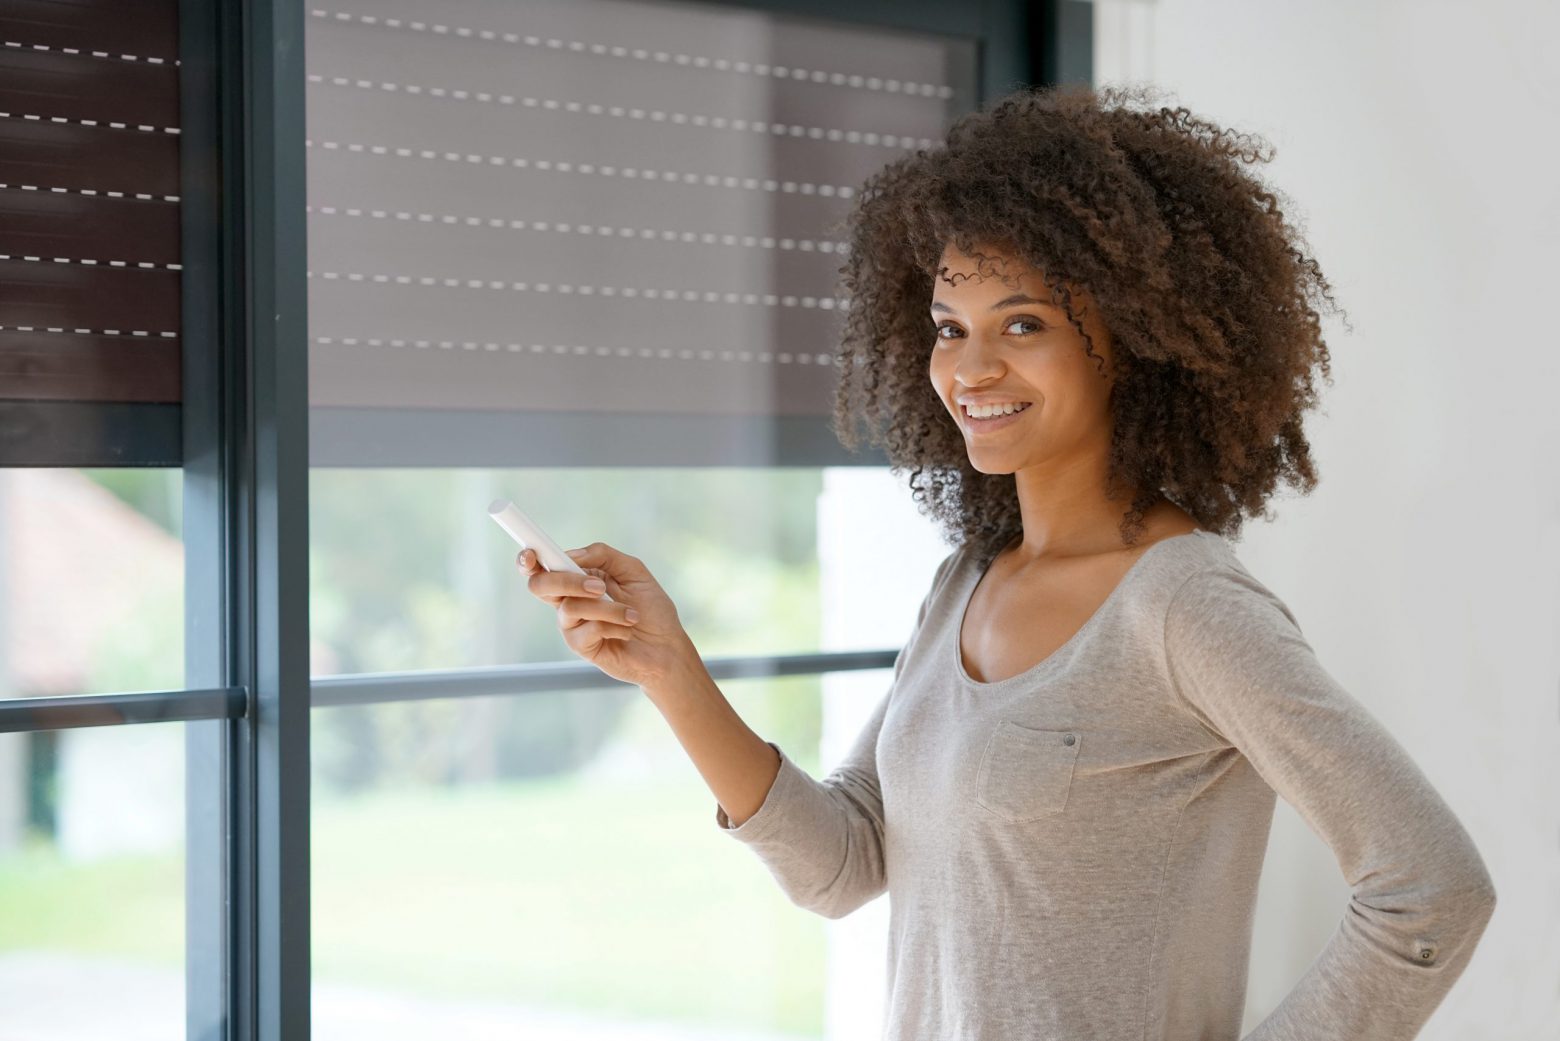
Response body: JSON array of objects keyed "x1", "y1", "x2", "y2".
[{"x1": 965, "y1": 402, "x2": 1031, "y2": 419}]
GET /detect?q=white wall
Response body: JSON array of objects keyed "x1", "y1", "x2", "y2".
[{"x1": 1095, "y1": 0, "x2": 1558, "y2": 1035}]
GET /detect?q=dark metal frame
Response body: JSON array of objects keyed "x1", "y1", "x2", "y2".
[
  {"x1": 0, "y1": 400, "x2": 182, "y2": 467},
  {"x1": 0, "y1": 2, "x2": 1090, "y2": 1037},
  {"x1": 179, "y1": 1, "x2": 313, "y2": 1037},
  {"x1": 0, "y1": 650, "x2": 900, "y2": 734}
]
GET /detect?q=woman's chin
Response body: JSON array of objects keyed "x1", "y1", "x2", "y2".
[{"x1": 965, "y1": 453, "x2": 1023, "y2": 475}]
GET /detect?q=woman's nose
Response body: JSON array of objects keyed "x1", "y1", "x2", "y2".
[{"x1": 954, "y1": 335, "x2": 1007, "y2": 381}]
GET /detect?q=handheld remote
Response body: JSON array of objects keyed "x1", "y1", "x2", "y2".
[{"x1": 487, "y1": 498, "x2": 615, "y2": 603}]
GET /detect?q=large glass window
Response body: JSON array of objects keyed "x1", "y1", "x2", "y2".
[
  {"x1": 307, "y1": 465, "x2": 949, "y2": 1036},
  {"x1": 303, "y1": 1, "x2": 980, "y2": 1030},
  {"x1": 3, "y1": 0, "x2": 1054, "y2": 1035}
]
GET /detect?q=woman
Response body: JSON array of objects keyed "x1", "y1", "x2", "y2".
[{"x1": 516, "y1": 83, "x2": 1496, "y2": 1040}]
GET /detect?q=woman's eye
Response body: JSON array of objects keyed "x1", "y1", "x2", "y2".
[{"x1": 934, "y1": 317, "x2": 1045, "y2": 339}]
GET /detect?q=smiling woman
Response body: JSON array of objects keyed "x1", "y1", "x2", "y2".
[
  {"x1": 691, "y1": 77, "x2": 1500, "y2": 1041},
  {"x1": 828, "y1": 81, "x2": 1349, "y2": 570}
]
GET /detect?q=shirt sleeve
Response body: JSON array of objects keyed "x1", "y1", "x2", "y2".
[
  {"x1": 1163, "y1": 565, "x2": 1498, "y2": 1041},
  {"x1": 713, "y1": 546, "x2": 960, "y2": 920}
]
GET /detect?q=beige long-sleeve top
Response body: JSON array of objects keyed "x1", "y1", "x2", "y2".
[{"x1": 715, "y1": 529, "x2": 1497, "y2": 1040}]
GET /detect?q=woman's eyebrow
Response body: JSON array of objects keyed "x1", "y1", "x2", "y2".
[{"x1": 931, "y1": 293, "x2": 1053, "y2": 314}]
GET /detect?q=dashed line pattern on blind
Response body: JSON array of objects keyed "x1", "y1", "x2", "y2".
[
  {"x1": 307, "y1": 7, "x2": 955, "y2": 99},
  {"x1": 308, "y1": 204, "x2": 846, "y2": 254},
  {"x1": 304, "y1": 0, "x2": 976, "y2": 432}
]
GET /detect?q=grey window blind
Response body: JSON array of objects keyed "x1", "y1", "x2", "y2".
[
  {"x1": 0, "y1": 0, "x2": 182, "y2": 412},
  {"x1": 304, "y1": 0, "x2": 978, "y2": 467}
]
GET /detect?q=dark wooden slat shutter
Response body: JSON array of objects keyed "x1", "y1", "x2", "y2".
[{"x1": 0, "y1": 0, "x2": 182, "y2": 418}]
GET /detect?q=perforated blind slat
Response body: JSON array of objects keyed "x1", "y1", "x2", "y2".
[
  {"x1": 0, "y1": 40, "x2": 179, "y2": 126},
  {"x1": 0, "y1": 257, "x2": 179, "y2": 330},
  {"x1": 0, "y1": 1, "x2": 178, "y2": 62},
  {"x1": 0, "y1": 118, "x2": 179, "y2": 196},
  {"x1": 0, "y1": 331, "x2": 180, "y2": 402},
  {"x1": 0, "y1": 183, "x2": 179, "y2": 263}
]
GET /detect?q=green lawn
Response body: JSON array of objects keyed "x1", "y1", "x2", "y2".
[
  {"x1": 0, "y1": 770, "x2": 833, "y2": 1037},
  {"x1": 0, "y1": 840, "x2": 183, "y2": 960}
]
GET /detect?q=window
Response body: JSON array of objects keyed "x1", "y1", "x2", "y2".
[{"x1": 0, "y1": 1, "x2": 1083, "y2": 1036}]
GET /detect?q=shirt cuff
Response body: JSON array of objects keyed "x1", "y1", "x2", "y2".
[{"x1": 713, "y1": 740, "x2": 795, "y2": 840}]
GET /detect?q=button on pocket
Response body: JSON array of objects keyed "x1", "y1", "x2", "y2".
[{"x1": 975, "y1": 720, "x2": 1082, "y2": 822}]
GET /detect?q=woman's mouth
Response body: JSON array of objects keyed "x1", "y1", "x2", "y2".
[{"x1": 962, "y1": 401, "x2": 1033, "y2": 434}]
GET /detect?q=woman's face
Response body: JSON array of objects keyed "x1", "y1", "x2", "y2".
[{"x1": 928, "y1": 241, "x2": 1118, "y2": 474}]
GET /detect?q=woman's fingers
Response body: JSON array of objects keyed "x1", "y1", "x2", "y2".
[
  {"x1": 520, "y1": 559, "x2": 639, "y2": 629},
  {"x1": 556, "y1": 593, "x2": 639, "y2": 630},
  {"x1": 526, "y1": 563, "x2": 609, "y2": 602}
]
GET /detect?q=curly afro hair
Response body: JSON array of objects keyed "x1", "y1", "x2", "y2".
[{"x1": 826, "y1": 82, "x2": 1348, "y2": 569}]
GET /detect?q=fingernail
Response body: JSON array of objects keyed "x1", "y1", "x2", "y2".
[
  {"x1": 566, "y1": 548, "x2": 584, "y2": 558},
  {"x1": 625, "y1": 609, "x2": 640, "y2": 623},
  {"x1": 584, "y1": 578, "x2": 606, "y2": 593}
]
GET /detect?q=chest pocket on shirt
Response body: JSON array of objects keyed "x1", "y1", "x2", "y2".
[{"x1": 974, "y1": 720, "x2": 1082, "y2": 822}]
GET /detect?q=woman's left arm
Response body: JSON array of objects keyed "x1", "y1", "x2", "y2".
[{"x1": 1164, "y1": 565, "x2": 1497, "y2": 1041}]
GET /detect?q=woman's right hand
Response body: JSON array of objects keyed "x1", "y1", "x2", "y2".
[{"x1": 516, "y1": 541, "x2": 698, "y2": 690}]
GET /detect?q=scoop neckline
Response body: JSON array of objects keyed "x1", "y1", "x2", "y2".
[{"x1": 953, "y1": 529, "x2": 1212, "y2": 688}]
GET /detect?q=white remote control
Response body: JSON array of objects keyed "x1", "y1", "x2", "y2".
[{"x1": 487, "y1": 498, "x2": 615, "y2": 603}]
